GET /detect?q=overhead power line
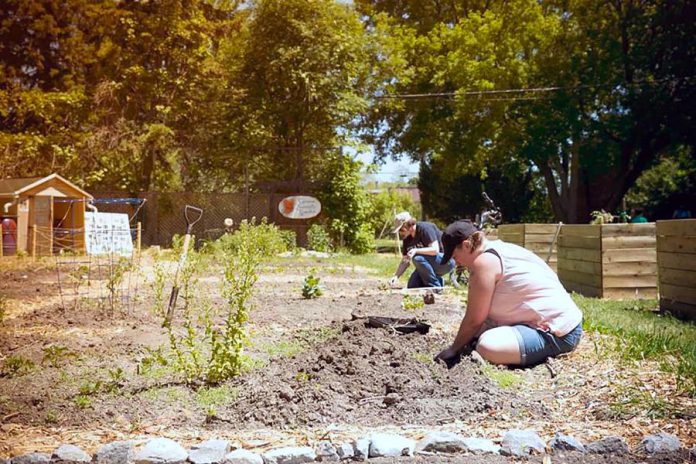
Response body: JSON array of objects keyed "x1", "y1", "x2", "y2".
[{"x1": 372, "y1": 76, "x2": 694, "y2": 100}]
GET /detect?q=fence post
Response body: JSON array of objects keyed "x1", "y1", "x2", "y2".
[
  {"x1": 137, "y1": 222, "x2": 142, "y2": 255},
  {"x1": 32, "y1": 224, "x2": 37, "y2": 261}
]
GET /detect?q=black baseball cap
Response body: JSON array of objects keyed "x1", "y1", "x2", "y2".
[{"x1": 441, "y1": 220, "x2": 480, "y2": 263}]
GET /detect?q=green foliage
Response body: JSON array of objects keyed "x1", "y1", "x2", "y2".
[
  {"x1": 319, "y1": 155, "x2": 375, "y2": 254},
  {"x1": 2, "y1": 355, "x2": 35, "y2": 377},
  {"x1": 41, "y1": 346, "x2": 77, "y2": 368},
  {"x1": 307, "y1": 224, "x2": 332, "y2": 252},
  {"x1": 401, "y1": 294, "x2": 424, "y2": 311},
  {"x1": 208, "y1": 218, "x2": 287, "y2": 258},
  {"x1": 106, "y1": 257, "x2": 131, "y2": 312},
  {"x1": 301, "y1": 268, "x2": 323, "y2": 299},
  {"x1": 367, "y1": 189, "x2": 420, "y2": 238},
  {"x1": 590, "y1": 210, "x2": 615, "y2": 225},
  {"x1": 74, "y1": 395, "x2": 92, "y2": 409}
]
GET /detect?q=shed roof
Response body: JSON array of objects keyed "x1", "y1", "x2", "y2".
[{"x1": 0, "y1": 174, "x2": 93, "y2": 199}]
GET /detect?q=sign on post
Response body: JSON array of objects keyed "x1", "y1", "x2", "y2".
[
  {"x1": 84, "y1": 212, "x2": 133, "y2": 257},
  {"x1": 278, "y1": 196, "x2": 321, "y2": 219}
]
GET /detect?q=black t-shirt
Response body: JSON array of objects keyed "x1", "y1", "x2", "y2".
[{"x1": 402, "y1": 221, "x2": 442, "y2": 256}]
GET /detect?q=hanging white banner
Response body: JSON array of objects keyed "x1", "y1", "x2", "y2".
[{"x1": 84, "y1": 212, "x2": 133, "y2": 257}]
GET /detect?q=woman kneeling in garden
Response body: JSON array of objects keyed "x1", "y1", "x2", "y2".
[{"x1": 435, "y1": 221, "x2": 583, "y2": 368}]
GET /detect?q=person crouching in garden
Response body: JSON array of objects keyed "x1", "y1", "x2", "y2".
[
  {"x1": 435, "y1": 220, "x2": 583, "y2": 367},
  {"x1": 388, "y1": 212, "x2": 455, "y2": 290}
]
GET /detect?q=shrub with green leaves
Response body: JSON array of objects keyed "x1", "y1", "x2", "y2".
[
  {"x1": 302, "y1": 268, "x2": 323, "y2": 299},
  {"x1": 208, "y1": 218, "x2": 287, "y2": 257},
  {"x1": 307, "y1": 224, "x2": 332, "y2": 252},
  {"x1": 2, "y1": 355, "x2": 35, "y2": 377}
]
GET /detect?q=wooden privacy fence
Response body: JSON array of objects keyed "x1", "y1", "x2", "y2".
[
  {"x1": 497, "y1": 223, "x2": 561, "y2": 271},
  {"x1": 557, "y1": 223, "x2": 657, "y2": 299},
  {"x1": 657, "y1": 219, "x2": 696, "y2": 320}
]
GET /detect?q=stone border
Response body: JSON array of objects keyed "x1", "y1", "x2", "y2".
[{"x1": 4, "y1": 429, "x2": 692, "y2": 463}]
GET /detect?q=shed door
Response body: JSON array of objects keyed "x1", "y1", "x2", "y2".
[{"x1": 32, "y1": 196, "x2": 53, "y2": 255}]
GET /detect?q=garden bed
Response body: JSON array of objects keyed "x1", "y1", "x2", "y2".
[{"x1": 0, "y1": 252, "x2": 694, "y2": 459}]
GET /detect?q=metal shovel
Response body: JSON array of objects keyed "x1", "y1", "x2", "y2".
[{"x1": 163, "y1": 205, "x2": 203, "y2": 327}]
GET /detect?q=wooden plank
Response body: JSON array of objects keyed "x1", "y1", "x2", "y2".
[
  {"x1": 656, "y1": 237, "x2": 696, "y2": 254},
  {"x1": 558, "y1": 247, "x2": 602, "y2": 263},
  {"x1": 563, "y1": 281, "x2": 601, "y2": 298},
  {"x1": 601, "y1": 223, "x2": 656, "y2": 237},
  {"x1": 557, "y1": 259, "x2": 602, "y2": 275},
  {"x1": 525, "y1": 233, "x2": 559, "y2": 243},
  {"x1": 603, "y1": 261, "x2": 657, "y2": 276},
  {"x1": 657, "y1": 252, "x2": 696, "y2": 272},
  {"x1": 656, "y1": 219, "x2": 696, "y2": 237},
  {"x1": 558, "y1": 268, "x2": 602, "y2": 287},
  {"x1": 498, "y1": 224, "x2": 524, "y2": 235},
  {"x1": 559, "y1": 235, "x2": 601, "y2": 249},
  {"x1": 525, "y1": 242, "x2": 556, "y2": 253},
  {"x1": 660, "y1": 298, "x2": 696, "y2": 321},
  {"x1": 603, "y1": 275, "x2": 657, "y2": 288},
  {"x1": 561, "y1": 225, "x2": 601, "y2": 237},
  {"x1": 525, "y1": 224, "x2": 560, "y2": 234},
  {"x1": 602, "y1": 248, "x2": 657, "y2": 263},
  {"x1": 659, "y1": 268, "x2": 696, "y2": 287},
  {"x1": 604, "y1": 287, "x2": 658, "y2": 300},
  {"x1": 660, "y1": 283, "x2": 696, "y2": 303},
  {"x1": 601, "y1": 236, "x2": 656, "y2": 250}
]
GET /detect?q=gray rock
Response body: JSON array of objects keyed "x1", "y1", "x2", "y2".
[
  {"x1": 261, "y1": 447, "x2": 316, "y2": 464},
  {"x1": 549, "y1": 433, "x2": 585, "y2": 453},
  {"x1": 637, "y1": 433, "x2": 681, "y2": 454},
  {"x1": 222, "y1": 449, "x2": 262, "y2": 464},
  {"x1": 189, "y1": 440, "x2": 230, "y2": 464},
  {"x1": 335, "y1": 443, "x2": 354, "y2": 460},
  {"x1": 461, "y1": 437, "x2": 501, "y2": 455},
  {"x1": 500, "y1": 429, "x2": 546, "y2": 457},
  {"x1": 690, "y1": 445, "x2": 696, "y2": 460},
  {"x1": 353, "y1": 438, "x2": 370, "y2": 460},
  {"x1": 10, "y1": 453, "x2": 51, "y2": 464},
  {"x1": 315, "y1": 441, "x2": 339, "y2": 462},
  {"x1": 96, "y1": 441, "x2": 137, "y2": 464},
  {"x1": 417, "y1": 432, "x2": 468, "y2": 453},
  {"x1": 52, "y1": 445, "x2": 91, "y2": 463},
  {"x1": 587, "y1": 436, "x2": 629, "y2": 454},
  {"x1": 134, "y1": 438, "x2": 188, "y2": 464},
  {"x1": 368, "y1": 433, "x2": 415, "y2": 458}
]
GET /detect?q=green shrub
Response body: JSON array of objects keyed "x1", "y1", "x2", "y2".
[
  {"x1": 210, "y1": 218, "x2": 287, "y2": 258},
  {"x1": 368, "y1": 189, "x2": 421, "y2": 238},
  {"x1": 302, "y1": 268, "x2": 323, "y2": 299},
  {"x1": 307, "y1": 224, "x2": 332, "y2": 252}
]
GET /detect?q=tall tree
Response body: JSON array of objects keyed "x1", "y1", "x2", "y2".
[
  {"x1": 359, "y1": 0, "x2": 696, "y2": 222},
  {"x1": 215, "y1": 0, "x2": 371, "y2": 192}
]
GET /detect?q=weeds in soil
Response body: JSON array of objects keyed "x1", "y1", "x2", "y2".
[
  {"x1": 482, "y1": 364, "x2": 521, "y2": 389},
  {"x1": 74, "y1": 395, "x2": 91, "y2": 409},
  {"x1": 195, "y1": 385, "x2": 237, "y2": 416},
  {"x1": 412, "y1": 352, "x2": 434, "y2": 365},
  {"x1": 402, "y1": 294, "x2": 424, "y2": 311},
  {"x1": 42, "y1": 345, "x2": 77, "y2": 368},
  {"x1": 2, "y1": 355, "x2": 35, "y2": 377},
  {"x1": 295, "y1": 371, "x2": 311, "y2": 382},
  {"x1": 302, "y1": 268, "x2": 323, "y2": 299},
  {"x1": 610, "y1": 384, "x2": 681, "y2": 420},
  {"x1": 576, "y1": 295, "x2": 696, "y2": 395},
  {"x1": 45, "y1": 410, "x2": 59, "y2": 424}
]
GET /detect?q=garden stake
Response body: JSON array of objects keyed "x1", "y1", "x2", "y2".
[{"x1": 163, "y1": 205, "x2": 203, "y2": 327}]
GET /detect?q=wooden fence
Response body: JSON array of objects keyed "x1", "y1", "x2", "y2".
[
  {"x1": 497, "y1": 223, "x2": 562, "y2": 271},
  {"x1": 657, "y1": 219, "x2": 696, "y2": 320},
  {"x1": 557, "y1": 223, "x2": 657, "y2": 299}
]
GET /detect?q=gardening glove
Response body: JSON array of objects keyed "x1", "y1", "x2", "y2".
[
  {"x1": 407, "y1": 248, "x2": 417, "y2": 259},
  {"x1": 435, "y1": 346, "x2": 462, "y2": 369},
  {"x1": 388, "y1": 276, "x2": 400, "y2": 288}
]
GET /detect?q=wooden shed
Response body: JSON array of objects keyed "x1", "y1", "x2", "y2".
[
  {"x1": 0, "y1": 174, "x2": 93, "y2": 256},
  {"x1": 557, "y1": 223, "x2": 657, "y2": 299},
  {"x1": 497, "y1": 223, "x2": 562, "y2": 271},
  {"x1": 657, "y1": 219, "x2": 696, "y2": 320}
]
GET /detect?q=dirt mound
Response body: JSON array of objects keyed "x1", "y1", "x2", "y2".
[{"x1": 225, "y1": 319, "x2": 544, "y2": 429}]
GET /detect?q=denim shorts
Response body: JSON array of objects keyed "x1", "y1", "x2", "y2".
[{"x1": 512, "y1": 323, "x2": 583, "y2": 367}]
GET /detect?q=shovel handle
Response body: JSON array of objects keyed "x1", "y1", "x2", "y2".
[{"x1": 184, "y1": 205, "x2": 203, "y2": 234}]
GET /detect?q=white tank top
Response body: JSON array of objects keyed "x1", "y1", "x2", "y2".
[{"x1": 484, "y1": 239, "x2": 582, "y2": 336}]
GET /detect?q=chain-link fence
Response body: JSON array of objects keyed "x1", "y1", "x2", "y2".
[{"x1": 92, "y1": 191, "x2": 319, "y2": 248}]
